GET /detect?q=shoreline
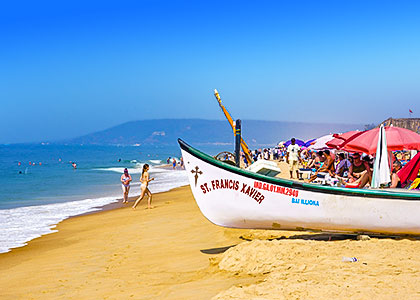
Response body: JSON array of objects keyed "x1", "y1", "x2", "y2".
[
  {"x1": 1, "y1": 184, "x2": 189, "y2": 255},
  {"x1": 0, "y1": 161, "x2": 189, "y2": 254},
  {"x1": 77, "y1": 184, "x2": 188, "y2": 216}
]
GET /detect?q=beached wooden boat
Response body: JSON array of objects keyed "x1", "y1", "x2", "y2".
[{"x1": 179, "y1": 139, "x2": 420, "y2": 235}]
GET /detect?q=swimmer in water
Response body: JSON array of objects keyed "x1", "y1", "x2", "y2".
[{"x1": 132, "y1": 164, "x2": 154, "y2": 209}]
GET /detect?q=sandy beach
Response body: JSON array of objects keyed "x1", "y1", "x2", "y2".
[
  {"x1": 1, "y1": 182, "x2": 420, "y2": 299},
  {"x1": 4, "y1": 1, "x2": 420, "y2": 298}
]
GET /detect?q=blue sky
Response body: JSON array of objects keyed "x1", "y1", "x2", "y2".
[{"x1": 1, "y1": 0, "x2": 420, "y2": 143}]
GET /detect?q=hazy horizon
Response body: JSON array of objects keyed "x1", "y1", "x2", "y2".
[
  {"x1": 1, "y1": 1, "x2": 419, "y2": 143},
  {"x1": 1, "y1": 118, "x2": 366, "y2": 145}
]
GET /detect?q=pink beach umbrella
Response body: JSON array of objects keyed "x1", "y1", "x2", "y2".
[
  {"x1": 340, "y1": 126, "x2": 420, "y2": 155},
  {"x1": 326, "y1": 130, "x2": 365, "y2": 149},
  {"x1": 307, "y1": 134, "x2": 334, "y2": 150}
]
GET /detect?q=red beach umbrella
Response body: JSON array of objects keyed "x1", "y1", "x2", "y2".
[
  {"x1": 340, "y1": 126, "x2": 420, "y2": 155},
  {"x1": 326, "y1": 130, "x2": 365, "y2": 149},
  {"x1": 397, "y1": 152, "x2": 420, "y2": 186}
]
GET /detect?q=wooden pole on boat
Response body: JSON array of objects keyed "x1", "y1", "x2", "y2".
[
  {"x1": 213, "y1": 89, "x2": 253, "y2": 165},
  {"x1": 235, "y1": 119, "x2": 241, "y2": 167}
]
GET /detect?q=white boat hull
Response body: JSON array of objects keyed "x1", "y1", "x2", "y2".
[{"x1": 179, "y1": 139, "x2": 420, "y2": 235}]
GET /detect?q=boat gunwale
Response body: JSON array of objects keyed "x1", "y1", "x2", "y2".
[{"x1": 179, "y1": 138, "x2": 420, "y2": 201}]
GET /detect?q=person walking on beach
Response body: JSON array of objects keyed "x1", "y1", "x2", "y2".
[
  {"x1": 121, "y1": 168, "x2": 132, "y2": 203},
  {"x1": 286, "y1": 138, "x2": 301, "y2": 179},
  {"x1": 132, "y1": 164, "x2": 155, "y2": 209}
]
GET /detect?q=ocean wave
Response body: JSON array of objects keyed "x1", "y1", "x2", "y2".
[
  {"x1": 148, "y1": 159, "x2": 162, "y2": 164},
  {"x1": 147, "y1": 169, "x2": 189, "y2": 193},
  {"x1": 94, "y1": 167, "x2": 143, "y2": 174},
  {"x1": 94, "y1": 164, "x2": 175, "y2": 174},
  {"x1": 0, "y1": 196, "x2": 118, "y2": 254}
]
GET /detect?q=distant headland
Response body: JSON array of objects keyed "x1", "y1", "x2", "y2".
[{"x1": 62, "y1": 119, "x2": 363, "y2": 147}]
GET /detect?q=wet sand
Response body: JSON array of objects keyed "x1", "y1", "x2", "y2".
[{"x1": 1, "y1": 163, "x2": 420, "y2": 299}]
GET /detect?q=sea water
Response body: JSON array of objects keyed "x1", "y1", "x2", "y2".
[{"x1": 0, "y1": 143, "x2": 228, "y2": 253}]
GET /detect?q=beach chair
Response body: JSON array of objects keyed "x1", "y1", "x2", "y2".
[
  {"x1": 298, "y1": 168, "x2": 313, "y2": 180},
  {"x1": 313, "y1": 172, "x2": 339, "y2": 186},
  {"x1": 313, "y1": 172, "x2": 329, "y2": 185}
]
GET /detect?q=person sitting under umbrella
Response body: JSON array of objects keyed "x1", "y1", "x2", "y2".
[
  {"x1": 306, "y1": 151, "x2": 317, "y2": 169},
  {"x1": 335, "y1": 153, "x2": 351, "y2": 177},
  {"x1": 307, "y1": 150, "x2": 335, "y2": 183},
  {"x1": 339, "y1": 153, "x2": 372, "y2": 188},
  {"x1": 390, "y1": 160, "x2": 402, "y2": 188},
  {"x1": 348, "y1": 153, "x2": 372, "y2": 183},
  {"x1": 313, "y1": 151, "x2": 325, "y2": 169},
  {"x1": 348, "y1": 159, "x2": 402, "y2": 189}
]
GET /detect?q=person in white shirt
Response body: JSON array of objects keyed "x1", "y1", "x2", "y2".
[{"x1": 286, "y1": 138, "x2": 301, "y2": 179}]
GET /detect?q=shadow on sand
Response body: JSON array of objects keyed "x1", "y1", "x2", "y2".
[{"x1": 200, "y1": 232, "x2": 420, "y2": 254}]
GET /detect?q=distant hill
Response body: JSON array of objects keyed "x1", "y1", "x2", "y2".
[{"x1": 65, "y1": 119, "x2": 363, "y2": 146}]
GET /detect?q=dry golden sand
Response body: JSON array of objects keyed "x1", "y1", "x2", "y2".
[
  {"x1": 212, "y1": 238, "x2": 420, "y2": 300},
  {"x1": 1, "y1": 182, "x2": 420, "y2": 299}
]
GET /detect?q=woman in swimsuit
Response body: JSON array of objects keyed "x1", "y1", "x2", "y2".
[
  {"x1": 339, "y1": 153, "x2": 372, "y2": 188},
  {"x1": 132, "y1": 164, "x2": 155, "y2": 209},
  {"x1": 348, "y1": 153, "x2": 371, "y2": 182},
  {"x1": 121, "y1": 168, "x2": 132, "y2": 203}
]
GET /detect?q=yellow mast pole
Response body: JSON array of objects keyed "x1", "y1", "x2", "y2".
[{"x1": 213, "y1": 89, "x2": 253, "y2": 165}]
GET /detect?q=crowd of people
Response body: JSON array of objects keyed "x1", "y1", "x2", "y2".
[
  {"x1": 249, "y1": 137, "x2": 418, "y2": 189},
  {"x1": 166, "y1": 157, "x2": 184, "y2": 169},
  {"x1": 290, "y1": 138, "x2": 411, "y2": 189}
]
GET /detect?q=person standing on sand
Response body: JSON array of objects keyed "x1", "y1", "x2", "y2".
[
  {"x1": 172, "y1": 158, "x2": 176, "y2": 170},
  {"x1": 121, "y1": 168, "x2": 132, "y2": 203},
  {"x1": 132, "y1": 164, "x2": 155, "y2": 209},
  {"x1": 286, "y1": 138, "x2": 301, "y2": 179}
]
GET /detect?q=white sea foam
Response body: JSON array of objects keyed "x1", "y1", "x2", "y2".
[
  {"x1": 0, "y1": 196, "x2": 118, "y2": 253},
  {"x1": 95, "y1": 164, "x2": 170, "y2": 175},
  {"x1": 147, "y1": 168, "x2": 189, "y2": 193},
  {"x1": 148, "y1": 159, "x2": 162, "y2": 164},
  {"x1": 95, "y1": 167, "x2": 143, "y2": 174},
  {"x1": 0, "y1": 168, "x2": 189, "y2": 254}
]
